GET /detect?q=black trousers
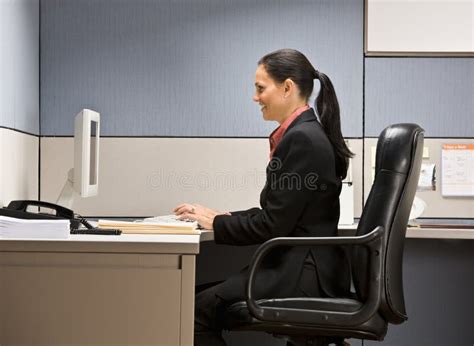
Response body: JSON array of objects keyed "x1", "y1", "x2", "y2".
[{"x1": 194, "y1": 256, "x2": 324, "y2": 346}]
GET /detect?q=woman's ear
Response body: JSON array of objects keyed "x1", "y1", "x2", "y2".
[{"x1": 283, "y1": 79, "x2": 295, "y2": 98}]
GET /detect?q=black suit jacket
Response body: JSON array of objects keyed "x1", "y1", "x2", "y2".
[{"x1": 212, "y1": 109, "x2": 350, "y2": 303}]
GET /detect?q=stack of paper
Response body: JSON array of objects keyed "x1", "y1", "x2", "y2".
[
  {"x1": 98, "y1": 215, "x2": 200, "y2": 235},
  {"x1": 0, "y1": 216, "x2": 70, "y2": 239}
]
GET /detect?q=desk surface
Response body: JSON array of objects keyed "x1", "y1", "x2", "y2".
[
  {"x1": 338, "y1": 221, "x2": 474, "y2": 240},
  {"x1": 201, "y1": 225, "x2": 474, "y2": 241},
  {"x1": 1, "y1": 220, "x2": 472, "y2": 251},
  {"x1": 406, "y1": 227, "x2": 474, "y2": 239}
]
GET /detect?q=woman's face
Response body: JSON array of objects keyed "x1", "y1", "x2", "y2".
[{"x1": 253, "y1": 65, "x2": 287, "y2": 122}]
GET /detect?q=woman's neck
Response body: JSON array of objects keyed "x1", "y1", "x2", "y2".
[{"x1": 277, "y1": 102, "x2": 308, "y2": 125}]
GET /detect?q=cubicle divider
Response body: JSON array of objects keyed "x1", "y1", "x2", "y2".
[
  {"x1": 0, "y1": 128, "x2": 39, "y2": 208},
  {"x1": 40, "y1": 137, "x2": 364, "y2": 219},
  {"x1": 364, "y1": 138, "x2": 474, "y2": 218}
]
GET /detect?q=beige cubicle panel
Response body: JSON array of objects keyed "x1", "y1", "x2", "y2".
[
  {"x1": 0, "y1": 128, "x2": 39, "y2": 207},
  {"x1": 365, "y1": 0, "x2": 474, "y2": 56},
  {"x1": 40, "y1": 137, "x2": 364, "y2": 219},
  {"x1": 364, "y1": 138, "x2": 474, "y2": 218}
]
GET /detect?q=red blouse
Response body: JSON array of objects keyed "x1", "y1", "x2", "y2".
[{"x1": 269, "y1": 104, "x2": 310, "y2": 159}]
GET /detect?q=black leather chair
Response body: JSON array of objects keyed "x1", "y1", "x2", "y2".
[{"x1": 222, "y1": 124, "x2": 425, "y2": 345}]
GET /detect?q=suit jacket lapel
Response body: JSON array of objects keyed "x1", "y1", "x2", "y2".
[{"x1": 286, "y1": 108, "x2": 318, "y2": 133}]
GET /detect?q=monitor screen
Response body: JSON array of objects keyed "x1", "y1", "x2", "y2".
[
  {"x1": 73, "y1": 109, "x2": 100, "y2": 197},
  {"x1": 89, "y1": 120, "x2": 98, "y2": 186}
]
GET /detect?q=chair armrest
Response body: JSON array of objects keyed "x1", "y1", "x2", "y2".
[{"x1": 245, "y1": 226, "x2": 384, "y2": 327}]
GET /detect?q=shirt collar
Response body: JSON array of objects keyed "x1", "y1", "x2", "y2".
[{"x1": 269, "y1": 104, "x2": 310, "y2": 158}]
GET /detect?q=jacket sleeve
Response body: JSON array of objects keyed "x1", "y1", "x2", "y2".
[
  {"x1": 229, "y1": 208, "x2": 261, "y2": 216},
  {"x1": 213, "y1": 132, "x2": 319, "y2": 245}
]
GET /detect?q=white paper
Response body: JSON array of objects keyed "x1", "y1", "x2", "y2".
[
  {"x1": 0, "y1": 216, "x2": 70, "y2": 239},
  {"x1": 418, "y1": 163, "x2": 436, "y2": 191},
  {"x1": 339, "y1": 183, "x2": 354, "y2": 225},
  {"x1": 441, "y1": 144, "x2": 474, "y2": 197},
  {"x1": 140, "y1": 214, "x2": 198, "y2": 228}
]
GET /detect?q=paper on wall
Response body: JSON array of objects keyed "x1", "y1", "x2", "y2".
[
  {"x1": 441, "y1": 144, "x2": 474, "y2": 197},
  {"x1": 417, "y1": 163, "x2": 436, "y2": 191}
]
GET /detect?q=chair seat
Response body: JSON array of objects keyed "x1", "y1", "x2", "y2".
[{"x1": 222, "y1": 298, "x2": 388, "y2": 340}]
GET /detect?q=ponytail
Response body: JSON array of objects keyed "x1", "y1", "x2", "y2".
[{"x1": 314, "y1": 71, "x2": 354, "y2": 179}]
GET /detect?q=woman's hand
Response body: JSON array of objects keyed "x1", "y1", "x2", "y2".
[{"x1": 173, "y1": 203, "x2": 230, "y2": 230}]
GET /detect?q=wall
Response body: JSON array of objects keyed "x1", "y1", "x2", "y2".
[
  {"x1": 366, "y1": 0, "x2": 473, "y2": 53},
  {"x1": 38, "y1": 0, "x2": 473, "y2": 345},
  {"x1": 365, "y1": 58, "x2": 474, "y2": 138},
  {"x1": 0, "y1": 0, "x2": 39, "y2": 207},
  {"x1": 40, "y1": 0, "x2": 363, "y2": 137},
  {"x1": 40, "y1": 137, "x2": 364, "y2": 218},
  {"x1": 364, "y1": 57, "x2": 473, "y2": 218},
  {"x1": 39, "y1": 0, "x2": 365, "y2": 217}
]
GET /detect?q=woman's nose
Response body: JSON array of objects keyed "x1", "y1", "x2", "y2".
[{"x1": 252, "y1": 94, "x2": 259, "y2": 102}]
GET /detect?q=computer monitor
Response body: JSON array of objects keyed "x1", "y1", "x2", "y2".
[
  {"x1": 57, "y1": 109, "x2": 100, "y2": 209},
  {"x1": 74, "y1": 109, "x2": 100, "y2": 197}
]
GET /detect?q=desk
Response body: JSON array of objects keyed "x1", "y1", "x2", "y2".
[
  {"x1": 0, "y1": 234, "x2": 202, "y2": 346},
  {"x1": 1, "y1": 223, "x2": 472, "y2": 345},
  {"x1": 337, "y1": 222, "x2": 474, "y2": 240},
  {"x1": 203, "y1": 226, "x2": 474, "y2": 241}
]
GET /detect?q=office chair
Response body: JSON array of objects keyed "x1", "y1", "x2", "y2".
[{"x1": 221, "y1": 123, "x2": 424, "y2": 345}]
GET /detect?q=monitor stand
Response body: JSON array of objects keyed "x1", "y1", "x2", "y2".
[{"x1": 56, "y1": 168, "x2": 76, "y2": 209}]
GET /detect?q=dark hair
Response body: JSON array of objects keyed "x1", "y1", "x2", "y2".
[{"x1": 258, "y1": 48, "x2": 354, "y2": 179}]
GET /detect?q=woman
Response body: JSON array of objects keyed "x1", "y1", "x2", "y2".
[{"x1": 174, "y1": 49, "x2": 353, "y2": 345}]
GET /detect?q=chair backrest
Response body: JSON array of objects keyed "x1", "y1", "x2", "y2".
[{"x1": 352, "y1": 123, "x2": 424, "y2": 324}]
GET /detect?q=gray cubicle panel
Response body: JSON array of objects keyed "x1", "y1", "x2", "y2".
[
  {"x1": 0, "y1": 0, "x2": 39, "y2": 135},
  {"x1": 364, "y1": 138, "x2": 474, "y2": 218},
  {"x1": 0, "y1": 0, "x2": 40, "y2": 206},
  {"x1": 40, "y1": 0, "x2": 363, "y2": 138},
  {"x1": 365, "y1": 57, "x2": 474, "y2": 138}
]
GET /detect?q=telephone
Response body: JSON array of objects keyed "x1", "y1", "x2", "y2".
[{"x1": 0, "y1": 200, "x2": 121, "y2": 235}]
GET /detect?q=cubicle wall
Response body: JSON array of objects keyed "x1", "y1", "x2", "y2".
[
  {"x1": 0, "y1": 129, "x2": 39, "y2": 208},
  {"x1": 364, "y1": 57, "x2": 474, "y2": 219},
  {"x1": 0, "y1": 0, "x2": 40, "y2": 135},
  {"x1": 38, "y1": 0, "x2": 472, "y2": 219},
  {"x1": 365, "y1": 58, "x2": 474, "y2": 138},
  {"x1": 40, "y1": 138, "x2": 364, "y2": 218},
  {"x1": 39, "y1": 0, "x2": 363, "y2": 138},
  {"x1": 365, "y1": 0, "x2": 473, "y2": 55},
  {"x1": 39, "y1": 0, "x2": 365, "y2": 217},
  {"x1": 0, "y1": 0, "x2": 39, "y2": 207},
  {"x1": 364, "y1": 138, "x2": 474, "y2": 218}
]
